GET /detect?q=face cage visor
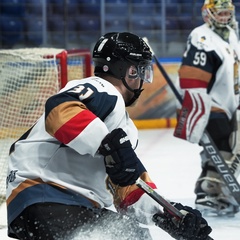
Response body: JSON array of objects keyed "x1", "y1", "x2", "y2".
[
  {"x1": 127, "y1": 63, "x2": 153, "y2": 84},
  {"x1": 203, "y1": 1, "x2": 235, "y2": 28},
  {"x1": 212, "y1": 8, "x2": 234, "y2": 26}
]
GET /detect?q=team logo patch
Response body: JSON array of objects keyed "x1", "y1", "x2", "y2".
[{"x1": 6, "y1": 170, "x2": 18, "y2": 188}]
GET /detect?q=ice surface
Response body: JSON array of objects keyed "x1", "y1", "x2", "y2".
[{"x1": 1, "y1": 129, "x2": 240, "y2": 239}]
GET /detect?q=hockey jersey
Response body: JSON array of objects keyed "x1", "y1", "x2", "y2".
[
  {"x1": 177, "y1": 23, "x2": 240, "y2": 119},
  {"x1": 6, "y1": 76, "x2": 149, "y2": 226}
]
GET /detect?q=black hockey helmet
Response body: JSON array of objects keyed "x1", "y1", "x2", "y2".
[
  {"x1": 92, "y1": 32, "x2": 153, "y2": 106},
  {"x1": 92, "y1": 32, "x2": 152, "y2": 81}
]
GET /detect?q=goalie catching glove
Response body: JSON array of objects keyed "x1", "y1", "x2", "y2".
[
  {"x1": 153, "y1": 202, "x2": 212, "y2": 240},
  {"x1": 99, "y1": 128, "x2": 145, "y2": 187},
  {"x1": 174, "y1": 90, "x2": 211, "y2": 143}
]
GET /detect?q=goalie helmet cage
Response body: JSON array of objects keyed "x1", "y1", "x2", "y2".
[{"x1": 0, "y1": 48, "x2": 91, "y2": 226}]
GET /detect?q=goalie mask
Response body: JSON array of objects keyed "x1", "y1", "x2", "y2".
[
  {"x1": 202, "y1": 0, "x2": 235, "y2": 28},
  {"x1": 92, "y1": 32, "x2": 153, "y2": 106}
]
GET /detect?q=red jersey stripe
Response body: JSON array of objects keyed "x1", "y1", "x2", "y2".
[
  {"x1": 54, "y1": 110, "x2": 97, "y2": 144},
  {"x1": 180, "y1": 78, "x2": 208, "y2": 89}
]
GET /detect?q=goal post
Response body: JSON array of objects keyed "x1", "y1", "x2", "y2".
[
  {"x1": 53, "y1": 49, "x2": 92, "y2": 88},
  {"x1": 0, "y1": 48, "x2": 92, "y2": 226}
]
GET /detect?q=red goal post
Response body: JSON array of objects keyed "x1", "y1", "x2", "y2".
[
  {"x1": 0, "y1": 48, "x2": 92, "y2": 222},
  {"x1": 53, "y1": 49, "x2": 92, "y2": 88}
]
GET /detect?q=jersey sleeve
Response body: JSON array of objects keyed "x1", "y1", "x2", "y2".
[
  {"x1": 45, "y1": 81, "x2": 118, "y2": 156},
  {"x1": 106, "y1": 171, "x2": 160, "y2": 225}
]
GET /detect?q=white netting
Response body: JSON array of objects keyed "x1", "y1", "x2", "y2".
[
  {"x1": 0, "y1": 48, "x2": 62, "y2": 210},
  {"x1": 0, "y1": 48, "x2": 90, "y2": 221}
]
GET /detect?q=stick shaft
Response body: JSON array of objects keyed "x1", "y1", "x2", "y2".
[
  {"x1": 136, "y1": 178, "x2": 182, "y2": 219},
  {"x1": 136, "y1": 178, "x2": 214, "y2": 240}
]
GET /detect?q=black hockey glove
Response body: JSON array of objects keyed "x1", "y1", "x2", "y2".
[
  {"x1": 99, "y1": 128, "x2": 142, "y2": 187},
  {"x1": 153, "y1": 202, "x2": 212, "y2": 240}
]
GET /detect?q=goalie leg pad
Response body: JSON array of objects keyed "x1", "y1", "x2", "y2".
[
  {"x1": 226, "y1": 154, "x2": 240, "y2": 178},
  {"x1": 174, "y1": 90, "x2": 211, "y2": 143},
  {"x1": 195, "y1": 151, "x2": 240, "y2": 215}
]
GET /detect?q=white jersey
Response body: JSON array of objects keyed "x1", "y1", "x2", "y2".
[
  {"x1": 177, "y1": 23, "x2": 240, "y2": 119},
  {"x1": 6, "y1": 76, "x2": 139, "y2": 224}
]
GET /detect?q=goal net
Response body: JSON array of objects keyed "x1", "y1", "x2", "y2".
[{"x1": 0, "y1": 48, "x2": 91, "y2": 227}]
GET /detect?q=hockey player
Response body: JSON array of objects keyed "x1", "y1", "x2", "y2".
[
  {"x1": 174, "y1": 0, "x2": 240, "y2": 215},
  {"x1": 6, "y1": 32, "x2": 212, "y2": 240}
]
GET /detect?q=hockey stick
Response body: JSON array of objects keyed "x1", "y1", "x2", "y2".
[
  {"x1": 136, "y1": 178, "x2": 214, "y2": 240},
  {"x1": 143, "y1": 37, "x2": 240, "y2": 204}
]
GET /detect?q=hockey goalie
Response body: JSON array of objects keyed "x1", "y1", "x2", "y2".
[{"x1": 174, "y1": 0, "x2": 240, "y2": 216}]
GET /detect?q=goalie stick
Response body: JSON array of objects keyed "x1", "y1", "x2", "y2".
[
  {"x1": 143, "y1": 37, "x2": 240, "y2": 205},
  {"x1": 136, "y1": 178, "x2": 214, "y2": 240}
]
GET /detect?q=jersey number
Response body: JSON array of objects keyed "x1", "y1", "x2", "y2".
[
  {"x1": 68, "y1": 85, "x2": 94, "y2": 100},
  {"x1": 193, "y1": 52, "x2": 207, "y2": 66}
]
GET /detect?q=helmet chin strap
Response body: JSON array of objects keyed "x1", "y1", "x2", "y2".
[{"x1": 121, "y1": 77, "x2": 144, "y2": 107}]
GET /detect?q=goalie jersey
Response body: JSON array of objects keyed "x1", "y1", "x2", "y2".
[
  {"x1": 6, "y1": 77, "x2": 140, "y2": 225},
  {"x1": 177, "y1": 23, "x2": 240, "y2": 119}
]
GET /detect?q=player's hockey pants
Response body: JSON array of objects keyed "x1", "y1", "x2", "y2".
[{"x1": 9, "y1": 202, "x2": 152, "y2": 240}]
